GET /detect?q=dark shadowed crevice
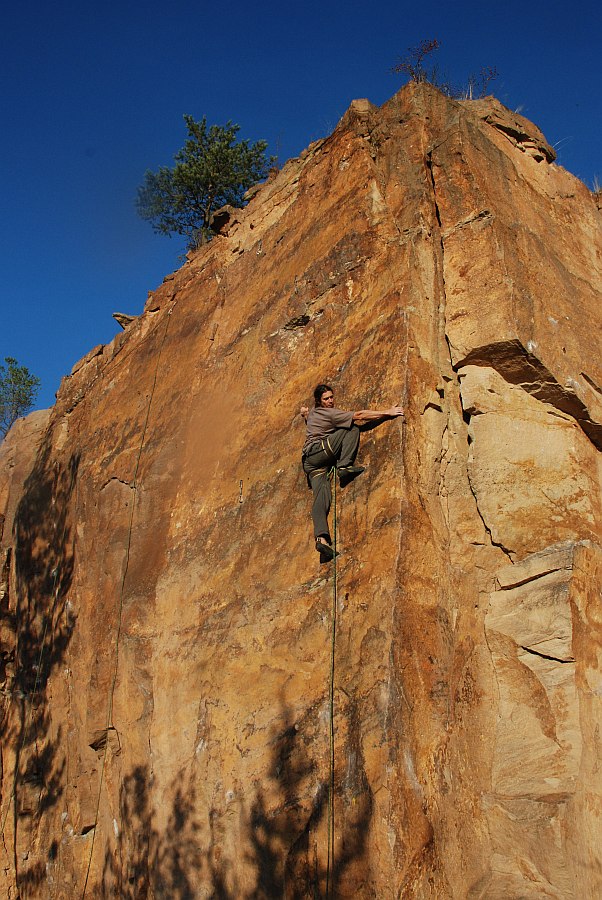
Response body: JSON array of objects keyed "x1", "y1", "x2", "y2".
[
  {"x1": 581, "y1": 371, "x2": 602, "y2": 397},
  {"x1": 456, "y1": 340, "x2": 602, "y2": 450},
  {"x1": 425, "y1": 151, "x2": 443, "y2": 230},
  {"x1": 284, "y1": 314, "x2": 311, "y2": 330},
  {"x1": 498, "y1": 565, "x2": 571, "y2": 591},
  {"x1": 520, "y1": 646, "x2": 575, "y2": 665}
]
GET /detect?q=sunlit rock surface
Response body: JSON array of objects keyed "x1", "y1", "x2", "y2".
[{"x1": 1, "y1": 83, "x2": 601, "y2": 898}]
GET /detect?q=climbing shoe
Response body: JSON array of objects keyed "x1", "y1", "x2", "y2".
[
  {"x1": 315, "y1": 538, "x2": 338, "y2": 561},
  {"x1": 338, "y1": 465, "x2": 365, "y2": 487}
]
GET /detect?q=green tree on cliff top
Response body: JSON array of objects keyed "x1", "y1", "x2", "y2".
[
  {"x1": 136, "y1": 115, "x2": 275, "y2": 251},
  {"x1": 0, "y1": 357, "x2": 41, "y2": 438}
]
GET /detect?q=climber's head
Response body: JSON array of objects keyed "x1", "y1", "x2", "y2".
[{"x1": 314, "y1": 384, "x2": 334, "y2": 408}]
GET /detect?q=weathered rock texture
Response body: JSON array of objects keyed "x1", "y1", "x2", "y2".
[{"x1": 1, "y1": 83, "x2": 601, "y2": 898}]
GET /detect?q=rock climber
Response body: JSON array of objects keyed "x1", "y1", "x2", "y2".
[{"x1": 301, "y1": 383, "x2": 404, "y2": 560}]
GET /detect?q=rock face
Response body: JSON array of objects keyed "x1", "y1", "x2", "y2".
[{"x1": 1, "y1": 83, "x2": 601, "y2": 898}]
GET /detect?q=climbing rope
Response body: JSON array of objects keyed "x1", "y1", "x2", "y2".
[
  {"x1": 81, "y1": 302, "x2": 175, "y2": 898},
  {"x1": 325, "y1": 467, "x2": 337, "y2": 899}
]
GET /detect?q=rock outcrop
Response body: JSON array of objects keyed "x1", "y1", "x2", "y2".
[{"x1": 1, "y1": 83, "x2": 601, "y2": 898}]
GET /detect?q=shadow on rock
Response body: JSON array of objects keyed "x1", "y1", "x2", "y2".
[
  {"x1": 209, "y1": 698, "x2": 374, "y2": 898},
  {"x1": 100, "y1": 766, "x2": 203, "y2": 899},
  {"x1": 95, "y1": 694, "x2": 373, "y2": 898},
  {"x1": 0, "y1": 433, "x2": 79, "y2": 894}
]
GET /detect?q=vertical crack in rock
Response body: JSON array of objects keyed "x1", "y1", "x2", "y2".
[
  {"x1": 426, "y1": 148, "x2": 458, "y2": 540},
  {"x1": 454, "y1": 363, "x2": 516, "y2": 559},
  {"x1": 431, "y1": 136, "x2": 514, "y2": 567},
  {"x1": 438, "y1": 424, "x2": 451, "y2": 528},
  {"x1": 425, "y1": 150, "x2": 443, "y2": 231},
  {"x1": 0, "y1": 821, "x2": 8, "y2": 881},
  {"x1": 147, "y1": 695, "x2": 154, "y2": 797},
  {"x1": 429, "y1": 139, "x2": 515, "y2": 564},
  {"x1": 461, "y1": 406, "x2": 514, "y2": 562}
]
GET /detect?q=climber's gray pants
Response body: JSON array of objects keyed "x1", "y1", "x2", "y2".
[{"x1": 302, "y1": 426, "x2": 360, "y2": 539}]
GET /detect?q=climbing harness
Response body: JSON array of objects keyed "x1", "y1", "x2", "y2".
[
  {"x1": 302, "y1": 436, "x2": 336, "y2": 461},
  {"x1": 304, "y1": 437, "x2": 337, "y2": 489},
  {"x1": 81, "y1": 302, "x2": 175, "y2": 898},
  {"x1": 325, "y1": 467, "x2": 337, "y2": 899}
]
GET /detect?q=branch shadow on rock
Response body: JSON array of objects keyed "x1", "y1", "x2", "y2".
[
  {"x1": 0, "y1": 432, "x2": 79, "y2": 895},
  {"x1": 100, "y1": 765, "x2": 203, "y2": 899},
  {"x1": 211, "y1": 698, "x2": 374, "y2": 898},
  {"x1": 95, "y1": 694, "x2": 373, "y2": 899}
]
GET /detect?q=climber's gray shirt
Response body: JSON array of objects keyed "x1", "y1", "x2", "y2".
[{"x1": 302, "y1": 406, "x2": 354, "y2": 455}]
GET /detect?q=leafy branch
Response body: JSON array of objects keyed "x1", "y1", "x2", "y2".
[
  {"x1": 136, "y1": 116, "x2": 276, "y2": 251},
  {"x1": 0, "y1": 357, "x2": 41, "y2": 439}
]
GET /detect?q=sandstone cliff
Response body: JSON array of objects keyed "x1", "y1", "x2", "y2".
[{"x1": 1, "y1": 83, "x2": 601, "y2": 898}]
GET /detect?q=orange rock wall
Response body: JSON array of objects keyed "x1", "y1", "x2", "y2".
[{"x1": 1, "y1": 83, "x2": 601, "y2": 898}]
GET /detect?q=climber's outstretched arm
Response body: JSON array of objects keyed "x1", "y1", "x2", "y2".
[{"x1": 352, "y1": 405, "x2": 404, "y2": 427}]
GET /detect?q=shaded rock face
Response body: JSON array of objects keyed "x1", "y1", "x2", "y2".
[{"x1": 1, "y1": 83, "x2": 601, "y2": 898}]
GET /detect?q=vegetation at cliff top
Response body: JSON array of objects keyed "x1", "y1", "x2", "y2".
[
  {"x1": 392, "y1": 38, "x2": 498, "y2": 100},
  {"x1": 0, "y1": 357, "x2": 41, "y2": 438},
  {"x1": 136, "y1": 115, "x2": 276, "y2": 251}
]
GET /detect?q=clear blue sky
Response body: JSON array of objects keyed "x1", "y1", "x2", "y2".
[{"x1": 2, "y1": 0, "x2": 600, "y2": 411}]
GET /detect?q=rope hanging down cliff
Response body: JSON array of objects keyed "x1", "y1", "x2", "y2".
[
  {"x1": 325, "y1": 467, "x2": 338, "y2": 899},
  {"x1": 81, "y1": 301, "x2": 176, "y2": 899}
]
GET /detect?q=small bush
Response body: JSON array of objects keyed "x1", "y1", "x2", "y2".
[{"x1": 391, "y1": 39, "x2": 498, "y2": 100}]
